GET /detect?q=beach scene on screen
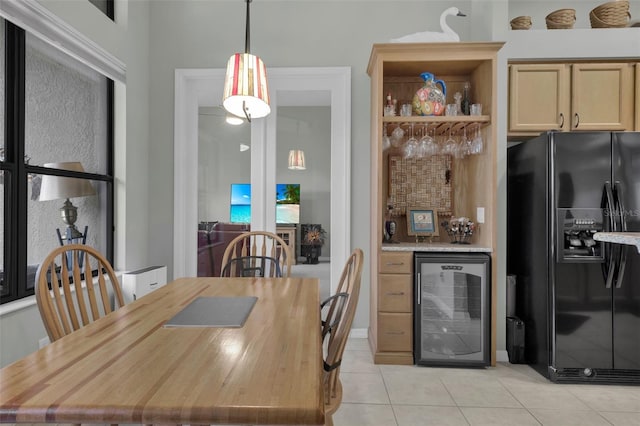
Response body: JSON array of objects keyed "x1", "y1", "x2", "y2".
[{"x1": 230, "y1": 183, "x2": 300, "y2": 224}]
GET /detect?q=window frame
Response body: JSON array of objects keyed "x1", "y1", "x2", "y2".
[{"x1": 1, "y1": 21, "x2": 114, "y2": 304}]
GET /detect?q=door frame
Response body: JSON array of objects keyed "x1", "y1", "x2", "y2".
[{"x1": 173, "y1": 67, "x2": 351, "y2": 292}]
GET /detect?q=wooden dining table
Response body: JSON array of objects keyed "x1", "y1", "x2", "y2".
[{"x1": 0, "y1": 277, "x2": 325, "y2": 425}]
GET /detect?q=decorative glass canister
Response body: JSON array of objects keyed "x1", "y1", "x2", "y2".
[{"x1": 412, "y1": 72, "x2": 447, "y2": 116}]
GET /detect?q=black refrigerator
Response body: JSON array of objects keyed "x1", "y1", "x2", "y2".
[{"x1": 507, "y1": 131, "x2": 640, "y2": 384}]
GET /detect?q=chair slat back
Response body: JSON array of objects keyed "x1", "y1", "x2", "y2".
[
  {"x1": 322, "y1": 248, "x2": 364, "y2": 412},
  {"x1": 221, "y1": 231, "x2": 292, "y2": 277},
  {"x1": 35, "y1": 244, "x2": 125, "y2": 342},
  {"x1": 221, "y1": 256, "x2": 282, "y2": 277}
]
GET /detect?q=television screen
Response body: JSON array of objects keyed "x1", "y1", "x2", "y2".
[
  {"x1": 230, "y1": 183, "x2": 252, "y2": 223},
  {"x1": 230, "y1": 183, "x2": 300, "y2": 224}
]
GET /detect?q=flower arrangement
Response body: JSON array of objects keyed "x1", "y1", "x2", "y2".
[{"x1": 302, "y1": 224, "x2": 326, "y2": 246}]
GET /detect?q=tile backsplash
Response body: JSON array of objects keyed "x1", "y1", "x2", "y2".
[{"x1": 388, "y1": 155, "x2": 452, "y2": 217}]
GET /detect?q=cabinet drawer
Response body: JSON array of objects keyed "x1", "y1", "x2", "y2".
[
  {"x1": 378, "y1": 313, "x2": 412, "y2": 352},
  {"x1": 379, "y1": 274, "x2": 412, "y2": 312},
  {"x1": 379, "y1": 252, "x2": 412, "y2": 274}
]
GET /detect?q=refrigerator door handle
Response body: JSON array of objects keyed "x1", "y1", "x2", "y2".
[
  {"x1": 416, "y1": 272, "x2": 421, "y2": 305},
  {"x1": 614, "y1": 181, "x2": 627, "y2": 288},
  {"x1": 605, "y1": 181, "x2": 618, "y2": 232},
  {"x1": 604, "y1": 181, "x2": 618, "y2": 289}
]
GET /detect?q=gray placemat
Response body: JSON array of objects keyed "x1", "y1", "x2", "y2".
[{"x1": 164, "y1": 296, "x2": 258, "y2": 328}]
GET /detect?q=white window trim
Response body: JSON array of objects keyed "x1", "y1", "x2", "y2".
[{"x1": 0, "y1": 0, "x2": 125, "y2": 83}]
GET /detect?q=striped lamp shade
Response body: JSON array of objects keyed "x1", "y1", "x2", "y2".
[
  {"x1": 288, "y1": 150, "x2": 306, "y2": 170},
  {"x1": 223, "y1": 53, "x2": 270, "y2": 120}
]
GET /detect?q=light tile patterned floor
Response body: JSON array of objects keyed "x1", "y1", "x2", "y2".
[{"x1": 334, "y1": 338, "x2": 640, "y2": 426}]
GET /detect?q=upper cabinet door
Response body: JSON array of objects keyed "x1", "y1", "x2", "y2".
[
  {"x1": 571, "y1": 63, "x2": 634, "y2": 131},
  {"x1": 509, "y1": 63, "x2": 570, "y2": 133}
]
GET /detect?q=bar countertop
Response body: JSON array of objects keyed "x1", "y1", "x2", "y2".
[
  {"x1": 382, "y1": 242, "x2": 492, "y2": 252},
  {"x1": 593, "y1": 232, "x2": 640, "y2": 253}
]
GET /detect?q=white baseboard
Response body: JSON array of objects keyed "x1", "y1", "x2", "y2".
[
  {"x1": 496, "y1": 350, "x2": 509, "y2": 363},
  {"x1": 350, "y1": 328, "x2": 368, "y2": 339}
]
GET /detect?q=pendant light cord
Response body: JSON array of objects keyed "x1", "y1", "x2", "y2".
[
  {"x1": 245, "y1": 0, "x2": 252, "y2": 54},
  {"x1": 243, "y1": 0, "x2": 253, "y2": 122}
]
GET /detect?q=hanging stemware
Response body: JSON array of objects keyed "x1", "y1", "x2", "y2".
[
  {"x1": 471, "y1": 125, "x2": 484, "y2": 155},
  {"x1": 382, "y1": 123, "x2": 391, "y2": 151},
  {"x1": 442, "y1": 125, "x2": 457, "y2": 156},
  {"x1": 403, "y1": 123, "x2": 418, "y2": 159},
  {"x1": 391, "y1": 124, "x2": 405, "y2": 148}
]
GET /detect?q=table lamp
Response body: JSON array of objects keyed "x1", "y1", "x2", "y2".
[{"x1": 38, "y1": 162, "x2": 96, "y2": 240}]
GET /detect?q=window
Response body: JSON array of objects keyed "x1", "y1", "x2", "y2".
[{"x1": 0, "y1": 19, "x2": 114, "y2": 304}]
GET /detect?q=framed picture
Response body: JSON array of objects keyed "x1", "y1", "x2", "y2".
[{"x1": 406, "y1": 207, "x2": 439, "y2": 237}]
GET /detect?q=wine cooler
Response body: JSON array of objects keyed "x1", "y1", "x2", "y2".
[{"x1": 414, "y1": 253, "x2": 491, "y2": 367}]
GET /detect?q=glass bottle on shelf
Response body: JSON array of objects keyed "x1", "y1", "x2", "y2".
[
  {"x1": 384, "y1": 92, "x2": 395, "y2": 116},
  {"x1": 461, "y1": 82, "x2": 471, "y2": 115},
  {"x1": 383, "y1": 198, "x2": 397, "y2": 243},
  {"x1": 454, "y1": 91, "x2": 462, "y2": 115}
]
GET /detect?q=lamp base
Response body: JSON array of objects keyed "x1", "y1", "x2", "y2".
[
  {"x1": 66, "y1": 225, "x2": 84, "y2": 240},
  {"x1": 56, "y1": 225, "x2": 88, "y2": 246}
]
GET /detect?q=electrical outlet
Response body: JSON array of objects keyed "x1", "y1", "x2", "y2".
[
  {"x1": 477, "y1": 207, "x2": 485, "y2": 224},
  {"x1": 38, "y1": 337, "x2": 50, "y2": 349}
]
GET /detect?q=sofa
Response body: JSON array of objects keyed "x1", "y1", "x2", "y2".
[{"x1": 197, "y1": 222, "x2": 250, "y2": 277}]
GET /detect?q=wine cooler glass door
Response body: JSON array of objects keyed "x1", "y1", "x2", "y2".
[{"x1": 415, "y1": 253, "x2": 490, "y2": 367}]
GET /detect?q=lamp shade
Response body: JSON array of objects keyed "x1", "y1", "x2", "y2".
[
  {"x1": 39, "y1": 162, "x2": 96, "y2": 201},
  {"x1": 223, "y1": 53, "x2": 270, "y2": 120},
  {"x1": 288, "y1": 150, "x2": 306, "y2": 170}
]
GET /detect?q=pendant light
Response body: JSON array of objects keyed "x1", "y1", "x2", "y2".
[
  {"x1": 288, "y1": 149, "x2": 306, "y2": 170},
  {"x1": 222, "y1": 0, "x2": 270, "y2": 122}
]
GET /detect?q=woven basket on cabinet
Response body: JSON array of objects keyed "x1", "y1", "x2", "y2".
[
  {"x1": 510, "y1": 16, "x2": 532, "y2": 30},
  {"x1": 545, "y1": 8, "x2": 576, "y2": 29},
  {"x1": 590, "y1": 1, "x2": 630, "y2": 28}
]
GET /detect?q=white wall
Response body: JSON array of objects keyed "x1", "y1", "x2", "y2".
[
  {"x1": 276, "y1": 107, "x2": 332, "y2": 255},
  {"x1": 198, "y1": 107, "x2": 251, "y2": 222}
]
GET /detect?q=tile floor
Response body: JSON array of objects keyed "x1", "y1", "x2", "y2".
[{"x1": 334, "y1": 338, "x2": 640, "y2": 426}]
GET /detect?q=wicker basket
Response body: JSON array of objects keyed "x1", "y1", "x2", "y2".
[
  {"x1": 590, "y1": 1, "x2": 630, "y2": 28},
  {"x1": 510, "y1": 16, "x2": 532, "y2": 30},
  {"x1": 545, "y1": 8, "x2": 576, "y2": 29}
]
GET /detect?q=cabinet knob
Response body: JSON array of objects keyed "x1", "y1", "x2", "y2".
[
  {"x1": 386, "y1": 262, "x2": 404, "y2": 266},
  {"x1": 385, "y1": 331, "x2": 405, "y2": 335},
  {"x1": 386, "y1": 291, "x2": 405, "y2": 296}
]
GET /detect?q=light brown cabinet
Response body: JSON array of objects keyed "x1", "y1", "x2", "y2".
[
  {"x1": 376, "y1": 252, "x2": 413, "y2": 363},
  {"x1": 367, "y1": 43, "x2": 502, "y2": 365},
  {"x1": 509, "y1": 62, "x2": 635, "y2": 137}
]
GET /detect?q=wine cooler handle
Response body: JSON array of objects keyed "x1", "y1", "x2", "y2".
[{"x1": 416, "y1": 272, "x2": 421, "y2": 305}]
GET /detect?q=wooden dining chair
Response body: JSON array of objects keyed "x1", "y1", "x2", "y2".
[
  {"x1": 220, "y1": 231, "x2": 293, "y2": 278},
  {"x1": 35, "y1": 243, "x2": 125, "y2": 342},
  {"x1": 221, "y1": 255, "x2": 283, "y2": 277},
  {"x1": 321, "y1": 248, "x2": 364, "y2": 426}
]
